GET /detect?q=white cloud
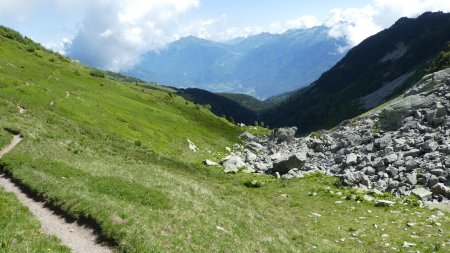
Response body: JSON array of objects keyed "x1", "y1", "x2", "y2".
[
  {"x1": 267, "y1": 16, "x2": 319, "y2": 34},
  {"x1": 325, "y1": 0, "x2": 450, "y2": 49},
  {"x1": 325, "y1": 5, "x2": 382, "y2": 50},
  {"x1": 44, "y1": 37, "x2": 72, "y2": 55},
  {"x1": 373, "y1": 0, "x2": 450, "y2": 26},
  {"x1": 285, "y1": 16, "x2": 320, "y2": 30},
  {"x1": 67, "y1": 0, "x2": 199, "y2": 71}
]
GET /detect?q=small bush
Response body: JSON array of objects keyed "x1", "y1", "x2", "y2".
[
  {"x1": 243, "y1": 179, "x2": 263, "y2": 188},
  {"x1": 89, "y1": 70, "x2": 105, "y2": 78}
]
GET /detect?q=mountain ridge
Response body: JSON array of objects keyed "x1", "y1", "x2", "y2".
[
  {"x1": 126, "y1": 26, "x2": 347, "y2": 98},
  {"x1": 262, "y1": 11, "x2": 450, "y2": 134}
]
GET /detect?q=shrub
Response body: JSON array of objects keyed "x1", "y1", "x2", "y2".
[
  {"x1": 89, "y1": 70, "x2": 105, "y2": 78},
  {"x1": 243, "y1": 179, "x2": 263, "y2": 188}
]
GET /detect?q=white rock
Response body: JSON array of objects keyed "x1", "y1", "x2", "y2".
[
  {"x1": 187, "y1": 139, "x2": 197, "y2": 152},
  {"x1": 203, "y1": 159, "x2": 218, "y2": 166}
]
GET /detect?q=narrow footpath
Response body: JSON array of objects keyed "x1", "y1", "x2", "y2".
[{"x1": 0, "y1": 134, "x2": 113, "y2": 253}]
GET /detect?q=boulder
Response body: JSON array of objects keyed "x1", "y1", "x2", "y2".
[
  {"x1": 375, "y1": 200, "x2": 395, "y2": 207},
  {"x1": 203, "y1": 159, "x2": 218, "y2": 166},
  {"x1": 383, "y1": 154, "x2": 398, "y2": 164},
  {"x1": 426, "y1": 103, "x2": 447, "y2": 126},
  {"x1": 245, "y1": 142, "x2": 264, "y2": 152},
  {"x1": 379, "y1": 95, "x2": 434, "y2": 130},
  {"x1": 274, "y1": 127, "x2": 297, "y2": 142},
  {"x1": 272, "y1": 152, "x2": 306, "y2": 174},
  {"x1": 372, "y1": 157, "x2": 384, "y2": 168},
  {"x1": 421, "y1": 140, "x2": 438, "y2": 152},
  {"x1": 431, "y1": 183, "x2": 450, "y2": 198},
  {"x1": 404, "y1": 149, "x2": 421, "y2": 157},
  {"x1": 340, "y1": 172, "x2": 370, "y2": 187},
  {"x1": 406, "y1": 171, "x2": 417, "y2": 185},
  {"x1": 239, "y1": 132, "x2": 255, "y2": 141},
  {"x1": 254, "y1": 161, "x2": 271, "y2": 171},
  {"x1": 221, "y1": 155, "x2": 246, "y2": 173},
  {"x1": 411, "y1": 188, "x2": 432, "y2": 201},
  {"x1": 245, "y1": 151, "x2": 257, "y2": 163},
  {"x1": 345, "y1": 153, "x2": 358, "y2": 166},
  {"x1": 374, "y1": 134, "x2": 392, "y2": 150}
]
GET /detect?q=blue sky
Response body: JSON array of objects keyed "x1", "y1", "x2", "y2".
[{"x1": 1, "y1": 0, "x2": 449, "y2": 71}]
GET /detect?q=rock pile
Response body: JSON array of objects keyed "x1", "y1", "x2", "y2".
[{"x1": 215, "y1": 68, "x2": 450, "y2": 203}]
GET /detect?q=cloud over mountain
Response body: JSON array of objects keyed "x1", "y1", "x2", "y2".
[{"x1": 67, "y1": 0, "x2": 199, "y2": 71}]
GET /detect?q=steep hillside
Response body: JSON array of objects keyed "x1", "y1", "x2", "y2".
[
  {"x1": 1, "y1": 26, "x2": 449, "y2": 253},
  {"x1": 262, "y1": 12, "x2": 450, "y2": 134},
  {"x1": 125, "y1": 26, "x2": 346, "y2": 98},
  {"x1": 176, "y1": 88, "x2": 258, "y2": 125}
]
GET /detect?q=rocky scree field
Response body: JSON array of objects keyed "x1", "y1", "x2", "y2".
[
  {"x1": 217, "y1": 68, "x2": 450, "y2": 211},
  {"x1": 0, "y1": 26, "x2": 449, "y2": 252}
]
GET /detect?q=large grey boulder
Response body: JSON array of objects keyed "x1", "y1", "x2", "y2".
[
  {"x1": 345, "y1": 153, "x2": 358, "y2": 166},
  {"x1": 221, "y1": 155, "x2": 246, "y2": 173},
  {"x1": 274, "y1": 127, "x2": 297, "y2": 142},
  {"x1": 340, "y1": 171, "x2": 370, "y2": 187},
  {"x1": 245, "y1": 142, "x2": 264, "y2": 152},
  {"x1": 426, "y1": 103, "x2": 447, "y2": 126},
  {"x1": 431, "y1": 183, "x2": 450, "y2": 198},
  {"x1": 404, "y1": 149, "x2": 421, "y2": 157},
  {"x1": 245, "y1": 151, "x2": 257, "y2": 163},
  {"x1": 272, "y1": 152, "x2": 306, "y2": 174},
  {"x1": 374, "y1": 134, "x2": 392, "y2": 150},
  {"x1": 239, "y1": 132, "x2": 255, "y2": 141},
  {"x1": 379, "y1": 95, "x2": 434, "y2": 130},
  {"x1": 406, "y1": 171, "x2": 417, "y2": 185},
  {"x1": 411, "y1": 188, "x2": 432, "y2": 201}
]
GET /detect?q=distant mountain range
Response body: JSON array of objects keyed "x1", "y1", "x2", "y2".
[{"x1": 125, "y1": 26, "x2": 347, "y2": 98}]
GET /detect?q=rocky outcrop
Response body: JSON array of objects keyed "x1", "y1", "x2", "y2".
[
  {"x1": 221, "y1": 155, "x2": 246, "y2": 173},
  {"x1": 217, "y1": 68, "x2": 450, "y2": 204},
  {"x1": 273, "y1": 127, "x2": 297, "y2": 142}
]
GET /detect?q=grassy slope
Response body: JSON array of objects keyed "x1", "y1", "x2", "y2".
[
  {"x1": 0, "y1": 28, "x2": 449, "y2": 252},
  {"x1": 0, "y1": 130, "x2": 10, "y2": 148}
]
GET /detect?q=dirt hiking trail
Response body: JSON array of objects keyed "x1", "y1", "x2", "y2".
[{"x1": 0, "y1": 134, "x2": 113, "y2": 253}]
